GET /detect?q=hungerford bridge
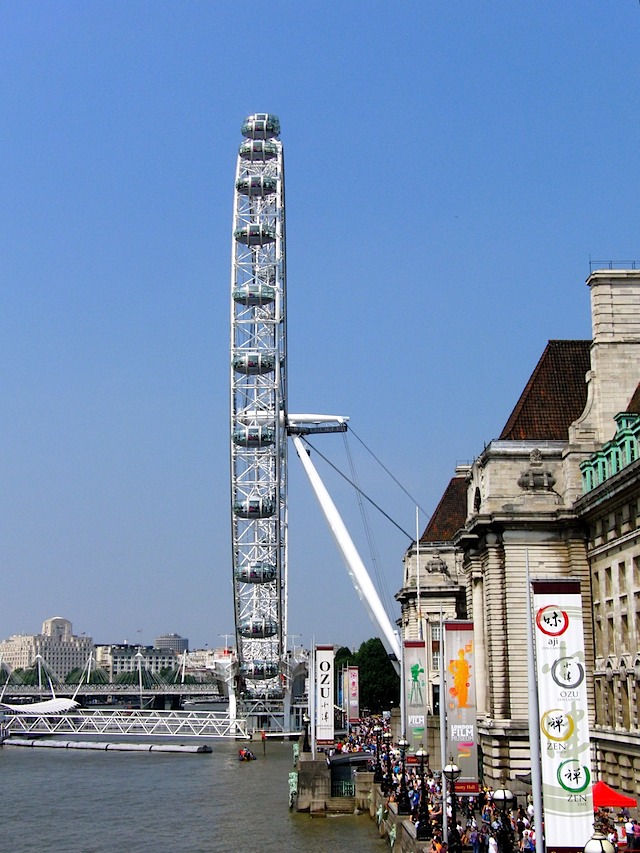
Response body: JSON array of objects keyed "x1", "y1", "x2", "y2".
[
  {"x1": 2, "y1": 708, "x2": 250, "y2": 741},
  {"x1": 0, "y1": 684, "x2": 256, "y2": 741}
]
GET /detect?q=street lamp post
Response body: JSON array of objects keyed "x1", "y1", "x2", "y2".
[
  {"x1": 382, "y1": 731, "x2": 392, "y2": 796},
  {"x1": 373, "y1": 724, "x2": 384, "y2": 783},
  {"x1": 396, "y1": 736, "x2": 412, "y2": 815},
  {"x1": 492, "y1": 781, "x2": 515, "y2": 853},
  {"x1": 302, "y1": 713, "x2": 311, "y2": 753},
  {"x1": 443, "y1": 758, "x2": 461, "y2": 853},
  {"x1": 415, "y1": 744, "x2": 431, "y2": 841},
  {"x1": 583, "y1": 827, "x2": 616, "y2": 853}
]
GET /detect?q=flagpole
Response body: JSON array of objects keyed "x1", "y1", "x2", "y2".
[
  {"x1": 416, "y1": 507, "x2": 422, "y2": 642},
  {"x1": 440, "y1": 607, "x2": 448, "y2": 842},
  {"x1": 310, "y1": 640, "x2": 316, "y2": 759},
  {"x1": 526, "y1": 551, "x2": 544, "y2": 852}
]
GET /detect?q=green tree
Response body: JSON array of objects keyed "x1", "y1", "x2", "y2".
[
  {"x1": 354, "y1": 637, "x2": 399, "y2": 715},
  {"x1": 65, "y1": 666, "x2": 110, "y2": 685},
  {"x1": 334, "y1": 645, "x2": 355, "y2": 691}
]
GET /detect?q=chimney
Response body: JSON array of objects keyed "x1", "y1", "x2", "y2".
[{"x1": 587, "y1": 268, "x2": 640, "y2": 442}]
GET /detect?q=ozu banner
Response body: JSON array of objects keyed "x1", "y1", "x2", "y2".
[{"x1": 315, "y1": 645, "x2": 335, "y2": 745}]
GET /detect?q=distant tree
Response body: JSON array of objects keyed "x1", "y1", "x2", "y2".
[
  {"x1": 334, "y1": 645, "x2": 355, "y2": 689},
  {"x1": 115, "y1": 668, "x2": 164, "y2": 687},
  {"x1": 161, "y1": 667, "x2": 199, "y2": 684},
  {"x1": 65, "y1": 666, "x2": 110, "y2": 685},
  {"x1": 17, "y1": 661, "x2": 61, "y2": 688},
  {"x1": 354, "y1": 637, "x2": 399, "y2": 715},
  {"x1": 333, "y1": 645, "x2": 356, "y2": 715}
]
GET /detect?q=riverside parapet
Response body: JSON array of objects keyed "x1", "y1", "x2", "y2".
[{"x1": 293, "y1": 752, "x2": 430, "y2": 851}]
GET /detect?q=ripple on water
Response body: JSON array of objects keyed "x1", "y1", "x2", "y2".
[{"x1": 0, "y1": 741, "x2": 386, "y2": 853}]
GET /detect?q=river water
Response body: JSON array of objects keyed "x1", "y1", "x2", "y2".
[{"x1": 0, "y1": 740, "x2": 387, "y2": 853}]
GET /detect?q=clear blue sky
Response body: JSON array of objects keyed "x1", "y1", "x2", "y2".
[{"x1": 2, "y1": 2, "x2": 639, "y2": 651}]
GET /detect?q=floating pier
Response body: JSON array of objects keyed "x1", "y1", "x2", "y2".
[{"x1": 5, "y1": 738, "x2": 212, "y2": 753}]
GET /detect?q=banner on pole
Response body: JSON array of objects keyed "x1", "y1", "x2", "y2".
[
  {"x1": 315, "y1": 645, "x2": 335, "y2": 745},
  {"x1": 532, "y1": 580, "x2": 593, "y2": 852},
  {"x1": 404, "y1": 641, "x2": 427, "y2": 750},
  {"x1": 346, "y1": 665, "x2": 360, "y2": 723},
  {"x1": 444, "y1": 621, "x2": 479, "y2": 793}
]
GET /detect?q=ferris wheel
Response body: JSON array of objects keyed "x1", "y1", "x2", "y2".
[{"x1": 230, "y1": 113, "x2": 287, "y2": 698}]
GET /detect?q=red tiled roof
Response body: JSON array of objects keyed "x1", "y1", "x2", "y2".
[
  {"x1": 626, "y1": 382, "x2": 640, "y2": 414},
  {"x1": 499, "y1": 340, "x2": 591, "y2": 441},
  {"x1": 421, "y1": 475, "x2": 468, "y2": 543}
]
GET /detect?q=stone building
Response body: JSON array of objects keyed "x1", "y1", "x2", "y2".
[
  {"x1": 574, "y1": 382, "x2": 640, "y2": 793},
  {"x1": 397, "y1": 466, "x2": 468, "y2": 714},
  {"x1": 94, "y1": 644, "x2": 179, "y2": 680},
  {"x1": 399, "y1": 268, "x2": 640, "y2": 795},
  {"x1": 154, "y1": 632, "x2": 189, "y2": 653},
  {"x1": 0, "y1": 617, "x2": 93, "y2": 679}
]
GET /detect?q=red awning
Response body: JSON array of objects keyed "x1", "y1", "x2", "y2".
[{"x1": 593, "y1": 780, "x2": 637, "y2": 808}]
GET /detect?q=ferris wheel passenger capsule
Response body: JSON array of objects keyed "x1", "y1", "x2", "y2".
[
  {"x1": 233, "y1": 495, "x2": 276, "y2": 518},
  {"x1": 235, "y1": 175, "x2": 277, "y2": 197},
  {"x1": 240, "y1": 660, "x2": 279, "y2": 679},
  {"x1": 234, "y1": 562, "x2": 278, "y2": 584},
  {"x1": 241, "y1": 113, "x2": 280, "y2": 140},
  {"x1": 239, "y1": 140, "x2": 278, "y2": 162},
  {"x1": 234, "y1": 223, "x2": 276, "y2": 246},
  {"x1": 238, "y1": 618, "x2": 279, "y2": 638},
  {"x1": 232, "y1": 351, "x2": 276, "y2": 375},
  {"x1": 232, "y1": 424, "x2": 276, "y2": 447},
  {"x1": 232, "y1": 281, "x2": 276, "y2": 306}
]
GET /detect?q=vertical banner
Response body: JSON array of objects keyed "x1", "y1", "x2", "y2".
[
  {"x1": 404, "y1": 641, "x2": 427, "y2": 750},
  {"x1": 315, "y1": 645, "x2": 335, "y2": 745},
  {"x1": 445, "y1": 621, "x2": 479, "y2": 793},
  {"x1": 347, "y1": 666, "x2": 360, "y2": 723},
  {"x1": 533, "y1": 580, "x2": 593, "y2": 852}
]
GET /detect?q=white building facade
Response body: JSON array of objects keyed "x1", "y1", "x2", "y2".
[{"x1": 0, "y1": 617, "x2": 93, "y2": 679}]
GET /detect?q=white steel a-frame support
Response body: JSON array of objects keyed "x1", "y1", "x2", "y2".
[{"x1": 291, "y1": 433, "x2": 401, "y2": 671}]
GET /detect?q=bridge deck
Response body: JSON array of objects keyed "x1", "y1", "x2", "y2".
[{"x1": 3, "y1": 709, "x2": 250, "y2": 740}]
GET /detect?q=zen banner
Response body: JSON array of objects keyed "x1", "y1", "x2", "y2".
[
  {"x1": 532, "y1": 580, "x2": 593, "y2": 852},
  {"x1": 315, "y1": 645, "x2": 335, "y2": 745},
  {"x1": 404, "y1": 640, "x2": 427, "y2": 750},
  {"x1": 444, "y1": 621, "x2": 479, "y2": 793},
  {"x1": 347, "y1": 665, "x2": 360, "y2": 723}
]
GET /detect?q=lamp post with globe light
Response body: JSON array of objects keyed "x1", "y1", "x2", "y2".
[
  {"x1": 373, "y1": 724, "x2": 384, "y2": 783},
  {"x1": 583, "y1": 826, "x2": 616, "y2": 853},
  {"x1": 415, "y1": 744, "x2": 431, "y2": 840},
  {"x1": 382, "y1": 731, "x2": 392, "y2": 796},
  {"x1": 302, "y1": 712, "x2": 311, "y2": 753},
  {"x1": 443, "y1": 758, "x2": 461, "y2": 852},
  {"x1": 492, "y1": 780, "x2": 515, "y2": 853},
  {"x1": 396, "y1": 736, "x2": 412, "y2": 815}
]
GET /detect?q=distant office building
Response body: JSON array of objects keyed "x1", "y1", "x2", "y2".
[
  {"x1": 95, "y1": 644, "x2": 178, "y2": 679},
  {"x1": 0, "y1": 617, "x2": 93, "y2": 679},
  {"x1": 154, "y1": 632, "x2": 188, "y2": 653}
]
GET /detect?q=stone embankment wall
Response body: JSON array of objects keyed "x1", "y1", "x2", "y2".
[
  {"x1": 295, "y1": 755, "x2": 431, "y2": 851},
  {"x1": 368, "y1": 776, "x2": 431, "y2": 853}
]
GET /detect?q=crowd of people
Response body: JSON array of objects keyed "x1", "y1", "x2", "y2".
[
  {"x1": 596, "y1": 810, "x2": 640, "y2": 849},
  {"x1": 329, "y1": 717, "x2": 537, "y2": 853}
]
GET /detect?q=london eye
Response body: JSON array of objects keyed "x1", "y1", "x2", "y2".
[
  {"x1": 230, "y1": 114, "x2": 287, "y2": 703},
  {"x1": 229, "y1": 115, "x2": 401, "y2": 730}
]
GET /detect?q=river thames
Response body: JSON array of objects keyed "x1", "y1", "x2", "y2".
[{"x1": 0, "y1": 739, "x2": 387, "y2": 853}]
